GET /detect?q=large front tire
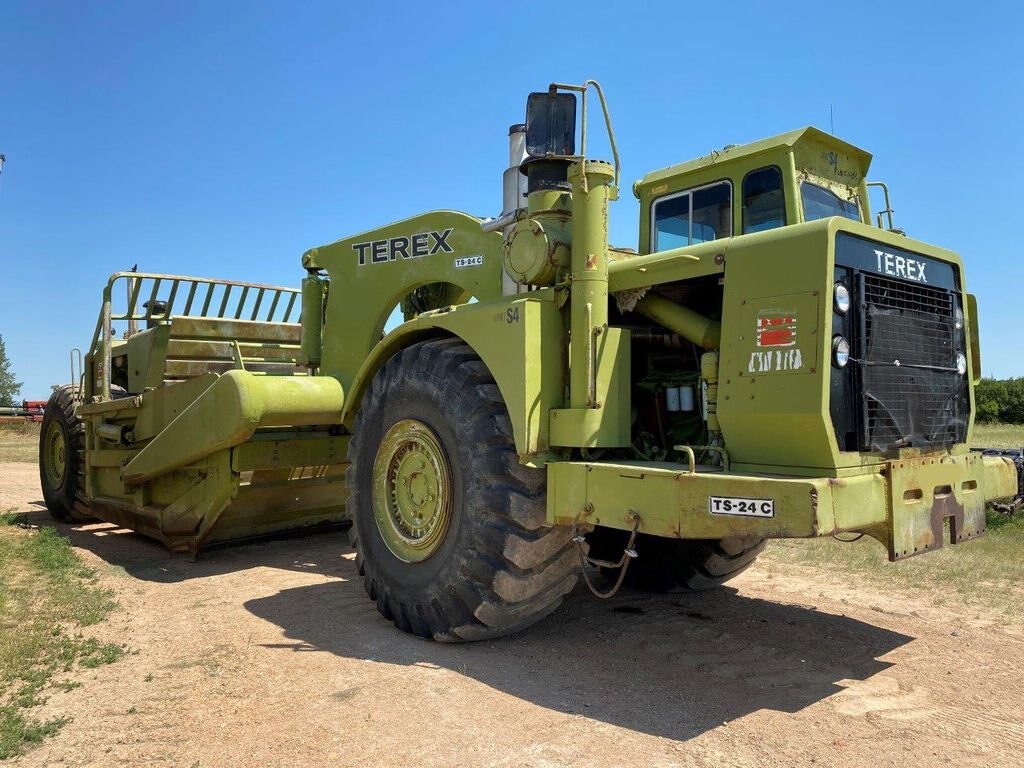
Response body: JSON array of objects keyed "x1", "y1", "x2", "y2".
[
  {"x1": 39, "y1": 385, "x2": 92, "y2": 523},
  {"x1": 347, "y1": 338, "x2": 578, "y2": 642}
]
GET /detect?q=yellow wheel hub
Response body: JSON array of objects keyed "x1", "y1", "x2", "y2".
[
  {"x1": 43, "y1": 421, "x2": 68, "y2": 490},
  {"x1": 372, "y1": 419, "x2": 453, "y2": 563}
]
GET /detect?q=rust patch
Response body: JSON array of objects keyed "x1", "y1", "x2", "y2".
[
  {"x1": 585, "y1": 253, "x2": 598, "y2": 271},
  {"x1": 930, "y1": 491, "x2": 966, "y2": 548}
]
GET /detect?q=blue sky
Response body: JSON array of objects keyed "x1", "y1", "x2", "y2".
[{"x1": 1, "y1": 1, "x2": 1021, "y2": 399}]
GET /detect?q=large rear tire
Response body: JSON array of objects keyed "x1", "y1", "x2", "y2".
[
  {"x1": 587, "y1": 528, "x2": 765, "y2": 592},
  {"x1": 39, "y1": 385, "x2": 92, "y2": 523},
  {"x1": 347, "y1": 338, "x2": 578, "y2": 642}
]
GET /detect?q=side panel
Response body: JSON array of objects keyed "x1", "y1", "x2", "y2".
[
  {"x1": 124, "y1": 326, "x2": 171, "y2": 392},
  {"x1": 304, "y1": 210, "x2": 507, "y2": 397},
  {"x1": 717, "y1": 223, "x2": 834, "y2": 470},
  {"x1": 131, "y1": 373, "x2": 219, "y2": 442},
  {"x1": 548, "y1": 327, "x2": 631, "y2": 448}
]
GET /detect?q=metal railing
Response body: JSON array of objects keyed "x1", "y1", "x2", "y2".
[
  {"x1": 866, "y1": 181, "x2": 901, "y2": 233},
  {"x1": 89, "y1": 271, "x2": 301, "y2": 401},
  {"x1": 548, "y1": 80, "x2": 621, "y2": 191}
]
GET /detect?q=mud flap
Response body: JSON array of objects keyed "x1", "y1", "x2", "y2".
[{"x1": 885, "y1": 456, "x2": 986, "y2": 561}]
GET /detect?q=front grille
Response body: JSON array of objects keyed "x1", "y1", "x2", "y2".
[
  {"x1": 863, "y1": 276, "x2": 956, "y2": 369},
  {"x1": 862, "y1": 276, "x2": 954, "y2": 317},
  {"x1": 860, "y1": 274, "x2": 965, "y2": 451}
]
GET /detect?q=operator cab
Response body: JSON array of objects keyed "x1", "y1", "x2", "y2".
[{"x1": 633, "y1": 127, "x2": 880, "y2": 254}]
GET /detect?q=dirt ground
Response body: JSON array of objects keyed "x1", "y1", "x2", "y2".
[{"x1": 3, "y1": 461, "x2": 1024, "y2": 768}]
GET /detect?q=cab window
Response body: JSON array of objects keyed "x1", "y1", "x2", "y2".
[
  {"x1": 742, "y1": 166, "x2": 785, "y2": 234},
  {"x1": 652, "y1": 180, "x2": 732, "y2": 251},
  {"x1": 801, "y1": 181, "x2": 861, "y2": 223}
]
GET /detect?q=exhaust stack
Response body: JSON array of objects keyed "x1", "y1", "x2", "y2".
[{"x1": 501, "y1": 123, "x2": 528, "y2": 295}]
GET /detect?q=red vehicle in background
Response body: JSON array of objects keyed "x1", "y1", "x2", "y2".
[
  {"x1": 0, "y1": 400, "x2": 47, "y2": 424},
  {"x1": 22, "y1": 401, "x2": 46, "y2": 422}
]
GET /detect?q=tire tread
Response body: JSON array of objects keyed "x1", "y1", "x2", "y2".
[{"x1": 347, "y1": 338, "x2": 577, "y2": 642}]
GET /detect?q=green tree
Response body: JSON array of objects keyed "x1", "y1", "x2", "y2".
[
  {"x1": 975, "y1": 378, "x2": 1004, "y2": 423},
  {"x1": 0, "y1": 333, "x2": 22, "y2": 406},
  {"x1": 975, "y1": 377, "x2": 1024, "y2": 424}
]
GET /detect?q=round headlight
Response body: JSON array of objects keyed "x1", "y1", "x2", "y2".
[
  {"x1": 956, "y1": 352, "x2": 967, "y2": 375},
  {"x1": 832, "y1": 336, "x2": 851, "y2": 368},
  {"x1": 834, "y1": 282, "x2": 851, "y2": 315},
  {"x1": 954, "y1": 306, "x2": 964, "y2": 331}
]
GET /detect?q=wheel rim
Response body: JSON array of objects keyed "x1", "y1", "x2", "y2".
[
  {"x1": 371, "y1": 419, "x2": 453, "y2": 563},
  {"x1": 43, "y1": 421, "x2": 68, "y2": 490}
]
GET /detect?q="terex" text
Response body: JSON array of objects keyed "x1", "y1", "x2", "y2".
[
  {"x1": 874, "y1": 249, "x2": 927, "y2": 283},
  {"x1": 353, "y1": 228, "x2": 454, "y2": 266}
]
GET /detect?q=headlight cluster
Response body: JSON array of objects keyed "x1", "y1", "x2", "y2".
[
  {"x1": 834, "y1": 282, "x2": 850, "y2": 315},
  {"x1": 832, "y1": 281, "x2": 851, "y2": 368},
  {"x1": 954, "y1": 304, "x2": 965, "y2": 374},
  {"x1": 832, "y1": 335, "x2": 850, "y2": 368}
]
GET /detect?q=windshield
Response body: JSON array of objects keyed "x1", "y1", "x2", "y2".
[{"x1": 801, "y1": 181, "x2": 861, "y2": 223}]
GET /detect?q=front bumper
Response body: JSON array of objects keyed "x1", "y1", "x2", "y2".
[{"x1": 547, "y1": 452, "x2": 1018, "y2": 561}]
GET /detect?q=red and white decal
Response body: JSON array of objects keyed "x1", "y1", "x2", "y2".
[
  {"x1": 756, "y1": 311, "x2": 797, "y2": 348},
  {"x1": 749, "y1": 309, "x2": 804, "y2": 373}
]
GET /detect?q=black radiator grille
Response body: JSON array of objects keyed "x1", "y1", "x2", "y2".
[
  {"x1": 862, "y1": 276, "x2": 954, "y2": 317},
  {"x1": 860, "y1": 274, "x2": 965, "y2": 451}
]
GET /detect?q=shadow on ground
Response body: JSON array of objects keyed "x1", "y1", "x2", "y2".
[
  {"x1": 17, "y1": 505, "x2": 354, "y2": 582},
  {"x1": 24, "y1": 504, "x2": 914, "y2": 743},
  {"x1": 243, "y1": 579, "x2": 913, "y2": 742}
]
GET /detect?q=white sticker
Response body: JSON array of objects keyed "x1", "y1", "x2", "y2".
[
  {"x1": 454, "y1": 255, "x2": 483, "y2": 268},
  {"x1": 748, "y1": 348, "x2": 803, "y2": 374},
  {"x1": 709, "y1": 496, "x2": 775, "y2": 518}
]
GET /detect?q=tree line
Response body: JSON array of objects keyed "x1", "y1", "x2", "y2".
[
  {"x1": 0, "y1": 333, "x2": 21, "y2": 407},
  {"x1": 975, "y1": 377, "x2": 1024, "y2": 424}
]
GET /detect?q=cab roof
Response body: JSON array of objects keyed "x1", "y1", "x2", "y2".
[{"x1": 635, "y1": 126, "x2": 873, "y2": 191}]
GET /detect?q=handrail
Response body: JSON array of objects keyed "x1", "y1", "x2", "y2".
[
  {"x1": 674, "y1": 444, "x2": 730, "y2": 472},
  {"x1": 866, "y1": 181, "x2": 898, "y2": 232},
  {"x1": 548, "y1": 80, "x2": 620, "y2": 192},
  {"x1": 88, "y1": 271, "x2": 301, "y2": 402}
]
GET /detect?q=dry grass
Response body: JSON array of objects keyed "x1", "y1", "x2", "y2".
[
  {"x1": 0, "y1": 423, "x2": 40, "y2": 464},
  {"x1": 764, "y1": 515, "x2": 1024, "y2": 619},
  {"x1": 973, "y1": 422, "x2": 1024, "y2": 450},
  {"x1": 763, "y1": 422, "x2": 1024, "y2": 618}
]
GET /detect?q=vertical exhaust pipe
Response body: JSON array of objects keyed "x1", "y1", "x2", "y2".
[{"x1": 501, "y1": 123, "x2": 528, "y2": 295}]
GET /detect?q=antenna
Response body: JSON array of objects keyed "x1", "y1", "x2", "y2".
[{"x1": 829, "y1": 105, "x2": 834, "y2": 135}]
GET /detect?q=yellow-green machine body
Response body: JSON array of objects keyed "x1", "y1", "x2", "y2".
[{"x1": 45, "y1": 80, "x2": 1016, "y2": 576}]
